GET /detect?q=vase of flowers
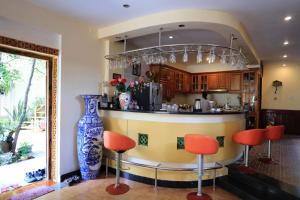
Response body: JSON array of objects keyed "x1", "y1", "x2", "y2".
[{"x1": 110, "y1": 78, "x2": 131, "y2": 110}]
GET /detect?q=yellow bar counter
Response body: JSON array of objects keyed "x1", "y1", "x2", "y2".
[{"x1": 100, "y1": 109, "x2": 245, "y2": 186}]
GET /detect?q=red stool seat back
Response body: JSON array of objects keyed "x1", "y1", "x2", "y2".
[
  {"x1": 184, "y1": 134, "x2": 219, "y2": 155},
  {"x1": 104, "y1": 131, "x2": 136, "y2": 152},
  {"x1": 265, "y1": 125, "x2": 284, "y2": 141},
  {"x1": 233, "y1": 129, "x2": 265, "y2": 146}
]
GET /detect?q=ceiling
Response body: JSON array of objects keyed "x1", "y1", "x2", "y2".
[{"x1": 25, "y1": 0, "x2": 300, "y2": 64}]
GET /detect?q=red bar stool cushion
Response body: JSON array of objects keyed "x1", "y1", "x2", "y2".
[
  {"x1": 265, "y1": 125, "x2": 284, "y2": 141},
  {"x1": 232, "y1": 129, "x2": 266, "y2": 146},
  {"x1": 184, "y1": 134, "x2": 219, "y2": 155},
  {"x1": 104, "y1": 131, "x2": 136, "y2": 153}
]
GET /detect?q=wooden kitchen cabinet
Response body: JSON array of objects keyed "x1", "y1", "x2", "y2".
[
  {"x1": 175, "y1": 71, "x2": 183, "y2": 92},
  {"x1": 191, "y1": 74, "x2": 201, "y2": 93},
  {"x1": 207, "y1": 73, "x2": 229, "y2": 91},
  {"x1": 207, "y1": 73, "x2": 219, "y2": 90},
  {"x1": 200, "y1": 74, "x2": 208, "y2": 91},
  {"x1": 155, "y1": 65, "x2": 175, "y2": 101},
  {"x1": 229, "y1": 72, "x2": 242, "y2": 92},
  {"x1": 150, "y1": 64, "x2": 245, "y2": 101},
  {"x1": 182, "y1": 73, "x2": 191, "y2": 93},
  {"x1": 218, "y1": 73, "x2": 228, "y2": 89}
]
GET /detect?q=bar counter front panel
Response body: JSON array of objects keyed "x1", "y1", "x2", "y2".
[{"x1": 100, "y1": 110, "x2": 245, "y2": 182}]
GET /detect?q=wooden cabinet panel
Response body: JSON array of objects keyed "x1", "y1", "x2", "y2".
[
  {"x1": 218, "y1": 73, "x2": 228, "y2": 89},
  {"x1": 207, "y1": 73, "x2": 230, "y2": 91},
  {"x1": 191, "y1": 74, "x2": 201, "y2": 93},
  {"x1": 175, "y1": 71, "x2": 183, "y2": 92},
  {"x1": 161, "y1": 67, "x2": 175, "y2": 101},
  {"x1": 207, "y1": 73, "x2": 218, "y2": 90},
  {"x1": 229, "y1": 73, "x2": 242, "y2": 92},
  {"x1": 200, "y1": 74, "x2": 208, "y2": 91},
  {"x1": 182, "y1": 73, "x2": 191, "y2": 93}
]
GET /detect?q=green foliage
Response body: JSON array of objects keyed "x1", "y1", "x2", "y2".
[
  {"x1": 0, "y1": 120, "x2": 6, "y2": 141},
  {"x1": 0, "y1": 118, "x2": 11, "y2": 141},
  {"x1": 4, "y1": 100, "x2": 29, "y2": 131},
  {"x1": 0, "y1": 62, "x2": 21, "y2": 95},
  {"x1": 17, "y1": 142, "x2": 32, "y2": 157}
]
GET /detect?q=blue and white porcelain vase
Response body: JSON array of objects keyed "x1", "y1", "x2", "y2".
[{"x1": 77, "y1": 95, "x2": 103, "y2": 180}]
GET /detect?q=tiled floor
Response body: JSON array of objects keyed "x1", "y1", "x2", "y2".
[
  {"x1": 37, "y1": 176, "x2": 240, "y2": 200},
  {"x1": 249, "y1": 135, "x2": 300, "y2": 186}
]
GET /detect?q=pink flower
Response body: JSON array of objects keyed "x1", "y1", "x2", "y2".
[{"x1": 129, "y1": 81, "x2": 135, "y2": 87}]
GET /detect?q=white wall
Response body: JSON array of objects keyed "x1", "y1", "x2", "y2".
[{"x1": 0, "y1": 0, "x2": 106, "y2": 179}]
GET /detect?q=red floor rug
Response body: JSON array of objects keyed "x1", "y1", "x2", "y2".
[
  {"x1": 106, "y1": 183, "x2": 130, "y2": 195},
  {"x1": 186, "y1": 192, "x2": 212, "y2": 200},
  {"x1": 9, "y1": 186, "x2": 54, "y2": 200}
]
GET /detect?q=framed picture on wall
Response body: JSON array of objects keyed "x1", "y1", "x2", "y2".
[
  {"x1": 112, "y1": 73, "x2": 121, "y2": 79},
  {"x1": 132, "y1": 63, "x2": 141, "y2": 76}
]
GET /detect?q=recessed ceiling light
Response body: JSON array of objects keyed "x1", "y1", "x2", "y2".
[
  {"x1": 283, "y1": 40, "x2": 289, "y2": 45},
  {"x1": 123, "y1": 4, "x2": 130, "y2": 8},
  {"x1": 282, "y1": 64, "x2": 287, "y2": 67},
  {"x1": 169, "y1": 36, "x2": 174, "y2": 39},
  {"x1": 283, "y1": 54, "x2": 288, "y2": 58},
  {"x1": 178, "y1": 24, "x2": 185, "y2": 28},
  {"x1": 284, "y1": 15, "x2": 292, "y2": 21}
]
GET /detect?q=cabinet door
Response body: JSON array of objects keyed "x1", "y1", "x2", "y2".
[
  {"x1": 207, "y1": 73, "x2": 218, "y2": 90},
  {"x1": 229, "y1": 73, "x2": 242, "y2": 92},
  {"x1": 168, "y1": 70, "x2": 175, "y2": 98},
  {"x1": 200, "y1": 74, "x2": 208, "y2": 91},
  {"x1": 191, "y1": 75, "x2": 200, "y2": 93},
  {"x1": 218, "y1": 73, "x2": 228, "y2": 89},
  {"x1": 183, "y1": 73, "x2": 191, "y2": 93},
  {"x1": 175, "y1": 71, "x2": 183, "y2": 92},
  {"x1": 159, "y1": 67, "x2": 176, "y2": 101}
]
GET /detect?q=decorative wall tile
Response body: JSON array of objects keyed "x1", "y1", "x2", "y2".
[
  {"x1": 138, "y1": 133, "x2": 148, "y2": 146},
  {"x1": 216, "y1": 136, "x2": 225, "y2": 148},
  {"x1": 177, "y1": 137, "x2": 185, "y2": 149}
]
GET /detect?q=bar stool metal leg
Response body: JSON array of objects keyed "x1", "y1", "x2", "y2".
[
  {"x1": 187, "y1": 154, "x2": 212, "y2": 200},
  {"x1": 245, "y1": 145, "x2": 249, "y2": 167},
  {"x1": 197, "y1": 154, "x2": 203, "y2": 196},
  {"x1": 213, "y1": 169, "x2": 216, "y2": 191},
  {"x1": 115, "y1": 153, "x2": 121, "y2": 187},
  {"x1": 106, "y1": 157, "x2": 109, "y2": 177},
  {"x1": 267, "y1": 140, "x2": 272, "y2": 159},
  {"x1": 155, "y1": 168, "x2": 158, "y2": 190},
  {"x1": 106, "y1": 152, "x2": 130, "y2": 195}
]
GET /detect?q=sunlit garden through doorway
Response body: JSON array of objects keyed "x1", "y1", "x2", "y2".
[{"x1": 0, "y1": 51, "x2": 47, "y2": 191}]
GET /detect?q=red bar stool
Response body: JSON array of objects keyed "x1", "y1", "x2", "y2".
[
  {"x1": 184, "y1": 134, "x2": 219, "y2": 200},
  {"x1": 232, "y1": 129, "x2": 265, "y2": 173},
  {"x1": 104, "y1": 131, "x2": 136, "y2": 195},
  {"x1": 259, "y1": 125, "x2": 284, "y2": 164}
]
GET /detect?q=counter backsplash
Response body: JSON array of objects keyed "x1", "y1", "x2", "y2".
[{"x1": 170, "y1": 93, "x2": 241, "y2": 108}]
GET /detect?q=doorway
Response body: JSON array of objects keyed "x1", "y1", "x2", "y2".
[{"x1": 0, "y1": 45, "x2": 56, "y2": 191}]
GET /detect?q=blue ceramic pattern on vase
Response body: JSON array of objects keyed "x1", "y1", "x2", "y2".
[{"x1": 77, "y1": 95, "x2": 103, "y2": 180}]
